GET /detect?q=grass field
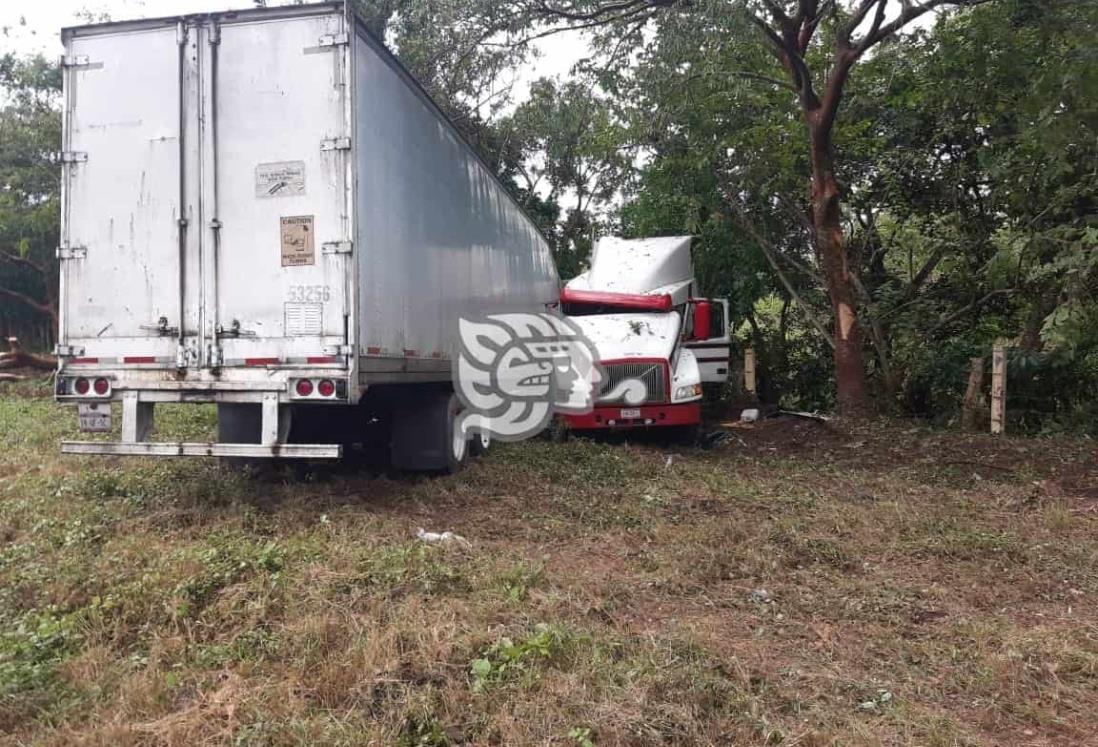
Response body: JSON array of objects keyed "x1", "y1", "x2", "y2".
[{"x1": 1, "y1": 383, "x2": 1096, "y2": 746}]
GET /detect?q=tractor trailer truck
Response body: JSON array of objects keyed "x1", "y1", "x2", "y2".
[
  {"x1": 54, "y1": 2, "x2": 559, "y2": 470},
  {"x1": 560, "y1": 236, "x2": 730, "y2": 433}
]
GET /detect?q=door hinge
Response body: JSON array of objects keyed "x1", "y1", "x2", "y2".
[
  {"x1": 60, "y1": 55, "x2": 93, "y2": 68},
  {"x1": 317, "y1": 32, "x2": 350, "y2": 48},
  {"x1": 55, "y1": 151, "x2": 88, "y2": 164},
  {"x1": 322, "y1": 240, "x2": 353, "y2": 255},
  {"x1": 320, "y1": 137, "x2": 351, "y2": 152},
  {"x1": 324, "y1": 344, "x2": 355, "y2": 357},
  {"x1": 55, "y1": 345, "x2": 85, "y2": 357},
  {"x1": 56, "y1": 246, "x2": 88, "y2": 260}
]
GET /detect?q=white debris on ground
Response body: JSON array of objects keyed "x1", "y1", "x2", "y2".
[
  {"x1": 749, "y1": 588, "x2": 774, "y2": 604},
  {"x1": 416, "y1": 528, "x2": 470, "y2": 546},
  {"x1": 740, "y1": 408, "x2": 760, "y2": 423}
]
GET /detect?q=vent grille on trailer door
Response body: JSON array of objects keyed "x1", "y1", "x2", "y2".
[{"x1": 285, "y1": 303, "x2": 323, "y2": 336}]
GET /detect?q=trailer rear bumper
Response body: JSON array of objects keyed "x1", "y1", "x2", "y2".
[
  {"x1": 563, "y1": 402, "x2": 701, "y2": 430},
  {"x1": 59, "y1": 389, "x2": 342, "y2": 460},
  {"x1": 60, "y1": 441, "x2": 342, "y2": 459}
]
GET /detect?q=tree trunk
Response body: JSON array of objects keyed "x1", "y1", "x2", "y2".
[
  {"x1": 808, "y1": 123, "x2": 870, "y2": 416},
  {"x1": 961, "y1": 356, "x2": 986, "y2": 431}
]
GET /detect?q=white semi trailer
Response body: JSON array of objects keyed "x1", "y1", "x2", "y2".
[{"x1": 54, "y1": 2, "x2": 559, "y2": 471}]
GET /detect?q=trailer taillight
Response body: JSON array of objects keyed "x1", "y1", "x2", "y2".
[
  {"x1": 318, "y1": 379, "x2": 336, "y2": 398},
  {"x1": 93, "y1": 378, "x2": 110, "y2": 396},
  {"x1": 295, "y1": 379, "x2": 314, "y2": 397},
  {"x1": 74, "y1": 377, "x2": 91, "y2": 395}
]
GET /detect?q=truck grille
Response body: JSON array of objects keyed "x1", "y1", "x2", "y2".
[{"x1": 598, "y1": 361, "x2": 668, "y2": 404}]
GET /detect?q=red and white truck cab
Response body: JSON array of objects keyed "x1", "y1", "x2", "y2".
[{"x1": 559, "y1": 236, "x2": 730, "y2": 432}]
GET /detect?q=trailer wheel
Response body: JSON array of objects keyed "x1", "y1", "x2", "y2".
[{"x1": 390, "y1": 391, "x2": 469, "y2": 474}]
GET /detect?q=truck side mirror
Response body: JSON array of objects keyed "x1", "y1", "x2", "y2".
[{"x1": 692, "y1": 301, "x2": 712, "y2": 341}]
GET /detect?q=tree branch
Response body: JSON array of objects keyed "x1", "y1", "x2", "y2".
[
  {"x1": 717, "y1": 181, "x2": 836, "y2": 349},
  {"x1": 749, "y1": 13, "x2": 818, "y2": 108},
  {"x1": 530, "y1": 0, "x2": 673, "y2": 22},
  {"x1": 0, "y1": 251, "x2": 47, "y2": 278},
  {"x1": 0, "y1": 285, "x2": 55, "y2": 319},
  {"x1": 931, "y1": 289, "x2": 1015, "y2": 333},
  {"x1": 729, "y1": 70, "x2": 798, "y2": 92},
  {"x1": 857, "y1": 0, "x2": 993, "y2": 52}
]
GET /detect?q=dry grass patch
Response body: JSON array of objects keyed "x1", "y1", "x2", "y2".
[{"x1": 1, "y1": 392, "x2": 1097, "y2": 745}]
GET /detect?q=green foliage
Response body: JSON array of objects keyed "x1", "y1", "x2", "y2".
[
  {"x1": 0, "y1": 608, "x2": 79, "y2": 696},
  {"x1": 0, "y1": 53, "x2": 61, "y2": 332},
  {"x1": 396, "y1": 710, "x2": 450, "y2": 747},
  {"x1": 355, "y1": 543, "x2": 468, "y2": 595},
  {"x1": 469, "y1": 623, "x2": 573, "y2": 692},
  {"x1": 498, "y1": 559, "x2": 546, "y2": 602}
]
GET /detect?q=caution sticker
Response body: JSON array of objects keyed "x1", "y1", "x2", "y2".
[{"x1": 280, "y1": 215, "x2": 315, "y2": 267}]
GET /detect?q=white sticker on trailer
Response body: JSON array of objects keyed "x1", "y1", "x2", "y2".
[{"x1": 256, "y1": 161, "x2": 306, "y2": 198}]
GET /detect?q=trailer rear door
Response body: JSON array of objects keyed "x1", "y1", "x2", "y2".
[
  {"x1": 205, "y1": 11, "x2": 352, "y2": 368},
  {"x1": 60, "y1": 24, "x2": 189, "y2": 366}
]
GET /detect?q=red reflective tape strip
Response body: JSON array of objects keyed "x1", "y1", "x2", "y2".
[
  {"x1": 561, "y1": 288, "x2": 673, "y2": 312},
  {"x1": 70, "y1": 357, "x2": 99, "y2": 364},
  {"x1": 366, "y1": 347, "x2": 382, "y2": 355},
  {"x1": 245, "y1": 358, "x2": 280, "y2": 366},
  {"x1": 431, "y1": 352, "x2": 443, "y2": 359},
  {"x1": 306, "y1": 356, "x2": 339, "y2": 364},
  {"x1": 123, "y1": 356, "x2": 156, "y2": 364},
  {"x1": 403, "y1": 349, "x2": 418, "y2": 357}
]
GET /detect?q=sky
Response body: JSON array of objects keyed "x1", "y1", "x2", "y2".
[{"x1": 0, "y1": 0, "x2": 590, "y2": 105}]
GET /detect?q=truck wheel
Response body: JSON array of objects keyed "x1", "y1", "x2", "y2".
[{"x1": 390, "y1": 391, "x2": 469, "y2": 474}]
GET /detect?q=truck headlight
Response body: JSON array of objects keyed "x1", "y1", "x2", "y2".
[{"x1": 675, "y1": 384, "x2": 702, "y2": 400}]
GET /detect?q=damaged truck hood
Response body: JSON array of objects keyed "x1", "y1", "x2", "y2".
[{"x1": 568, "y1": 312, "x2": 681, "y2": 362}]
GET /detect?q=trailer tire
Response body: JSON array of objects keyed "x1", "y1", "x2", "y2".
[{"x1": 390, "y1": 391, "x2": 468, "y2": 474}]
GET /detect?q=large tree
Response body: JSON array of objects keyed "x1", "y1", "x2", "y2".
[{"x1": 512, "y1": 0, "x2": 994, "y2": 414}]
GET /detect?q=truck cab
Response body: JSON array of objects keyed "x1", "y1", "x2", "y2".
[{"x1": 559, "y1": 236, "x2": 730, "y2": 433}]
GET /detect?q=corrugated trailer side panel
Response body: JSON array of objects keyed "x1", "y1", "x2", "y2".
[{"x1": 352, "y1": 25, "x2": 559, "y2": 381}]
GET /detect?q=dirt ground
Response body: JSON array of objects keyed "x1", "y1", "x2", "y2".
[{"x1": 0, "y1": 386, "x2": 1096, "y2": 746}]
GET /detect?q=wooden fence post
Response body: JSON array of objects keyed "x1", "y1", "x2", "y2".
[
  {"x1": 744, "y1": 348, "x2": 757, "y2": 395},
  {"x1": 990, "y1": 345, "x2": 1007, "y2": 435}
]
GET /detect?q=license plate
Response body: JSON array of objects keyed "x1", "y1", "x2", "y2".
[
  {"x1": 620, "y1": 408, "x2": 642, "y2": 419},
  {"x1": 78, "y1": 403, "x2": 112, "y2": 433}
]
